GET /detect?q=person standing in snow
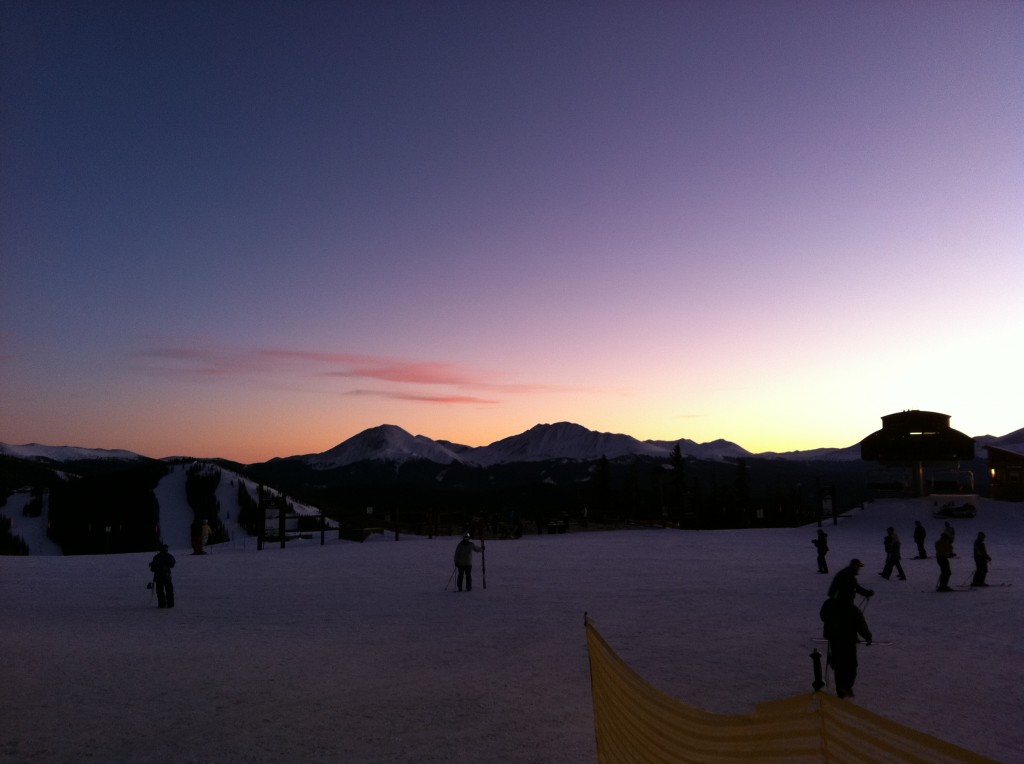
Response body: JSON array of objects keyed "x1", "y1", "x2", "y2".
[
  {"x1": 453, "y1": 533, "x2": 481, "y2": 592},
  {"x1": 971, "y1": 532, "x2": 992, "y2": 587},
  {"x1": 812, "y1": 529, "x2": 829, "y2": 573},
  {"x1": 821, "y1": 595, "x2": 872, "y2": 699},
  {"x1": 943, "y1": 521, "x2": 956, "y2": 555},
  {"x1": 149, "y1": 544, "x2": 176, "y2": 608},
  {"x1": 935, "y1": 532, "x2": 954, "y2": 591},
  {"x1": 879, "y1": 527, "x2": 906, "y2": 580},
  {"x1": 912, "y1": 521, "x2": 928, "y2": 559},
  {"x1": 828, "y1": 559, "x2": 874, "y2": 602}
]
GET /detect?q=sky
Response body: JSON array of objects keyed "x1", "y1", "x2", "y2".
[
  {"x1": 3, "y1": 478, "x2": 1022, "y2": 762},
  {"x1": 2, "y1": 1, "x2": 1022, "y2": 464}
]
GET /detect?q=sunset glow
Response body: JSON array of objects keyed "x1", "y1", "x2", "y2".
[{"x1": 2, "y1": 2, "x2": 1021, "y2": 463}]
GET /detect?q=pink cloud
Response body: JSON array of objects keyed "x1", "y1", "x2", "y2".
[
  {"x1": 343, "y1": 389, "x2": 499, "y2": 404},
  {"x1": 133, "y1": 342, "x2": 580, "y2": 399}
]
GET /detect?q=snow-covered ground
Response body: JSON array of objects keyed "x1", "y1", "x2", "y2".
[{"x1": 2, "y1": 470, "x2": 1021, "y2": 763}]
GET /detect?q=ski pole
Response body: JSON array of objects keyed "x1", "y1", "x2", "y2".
[
  {"x1": 481, "y1": 531, "x2": 487, "y2": 590},
  {"x1": 444, "y1": 567, "x2": 456, "y2": 592}
]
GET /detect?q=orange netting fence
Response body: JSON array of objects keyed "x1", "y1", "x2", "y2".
[{"x1": 585, "y1": 617, "x2": 994, "y2": 763}]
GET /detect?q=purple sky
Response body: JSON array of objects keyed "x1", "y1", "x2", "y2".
[{"x1": 2, "y1": 1, "x2": 1022, "y2": 462}]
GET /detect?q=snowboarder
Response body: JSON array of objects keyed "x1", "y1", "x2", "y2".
[
  {"x1": 971, "y1": 532, "x2": 992, "y2": 587},
  {"x1": 812, "y1": 529, "x2": 829, "y2": 573},
  {"x1": 453, "y1": 533, "x2": 481, "y2": 592},
  {"x1": 149, "y1": 544, "x2": 176, "y2": 608},
  {"x1": 821, "y1": 595, "x2": 873, "y2": 699},
  {"x1": 201, "y1": 518, "x2": 212, "y2": 548},
  {"x1": 912, "y1": 520, "x2": 928, "y2": 559},
  {"x1": 879, "y1": 527, "x2": 906, "y2": 580},
  {"x1": 935, "y1": 532, "x2": 954, "y2": 591},
  {"x1": 828, "y1": 559, "x2": 874, "y2": 603}
]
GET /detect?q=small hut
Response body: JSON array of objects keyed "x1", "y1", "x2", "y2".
[{"x1": 986, "y1": 445, "x2": 1024, "y2": 501}]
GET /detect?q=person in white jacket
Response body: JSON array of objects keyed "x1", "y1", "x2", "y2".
[{"x1": 453, "y1": 534, "x2": 481, "y2": 592}]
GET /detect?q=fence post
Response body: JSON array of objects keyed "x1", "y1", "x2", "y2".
[{"x1": 810, "y1": 648, "x2": 825, "y2": 691}]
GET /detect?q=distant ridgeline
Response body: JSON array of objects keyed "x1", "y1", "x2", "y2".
[{"x1": 2, "y1": 410, "x2": 1014, "y2": 554}]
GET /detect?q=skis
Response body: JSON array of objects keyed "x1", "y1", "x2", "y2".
[
  {"x1": 923, "y1": 587, "x2": 975, "y2": 593},
  {"x1": 812, "y1": 638, "x2": 893, "y2": 646}
]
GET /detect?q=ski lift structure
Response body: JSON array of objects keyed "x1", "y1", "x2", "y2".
[{"x1": 860, "y1": 410, "x2": 975, "y2": 499}]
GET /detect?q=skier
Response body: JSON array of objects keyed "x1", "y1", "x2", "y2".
[
  {"x1": 912, "y1": 520, "x2": 928, "y2": 559},
  {"x1": 971, "y1": 532, "x2": 992, "y2": 587},
  {"x1": 879, "y1": 527, "x2": 906, "y2": 580},
  {"x1": 812, "y1": 529, "x2": 829, "y2": 573},
  {"x1": 149, "y1": 544, "x2": 176, "y2": 608},
  {"x1": 943, "y1": 521, "x2": 956, "y2": 555},
  {"x1": 828, "y1": 559, "x2": 874, "y2": 603},
  {"x1": 452, "y1": 533, "x2": 481, "y2": 592},
  {"x1": 935, "y1": 532, "x2": 954, "y2": 591},
  {"x1": 821, "y1": 595, "x2": 872, "y2": 699}
]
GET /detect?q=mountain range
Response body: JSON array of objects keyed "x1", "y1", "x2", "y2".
[{"x1": 3, "y1": 421, "x2": 1023, "y2": 469}]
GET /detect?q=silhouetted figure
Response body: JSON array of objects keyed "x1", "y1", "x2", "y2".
[
  {"x1": 453, "y1": 533, "x2": 481, "y2": 592},
  {"x1": 935, "y1": 532, "x2": 954, "y2": 591},
  {"x1": 943, "y1": 521, "x2": 956, "y2": 556},
  {"x1": 913, "y1": 521, "x2": 928, "y2": 559},
  {"x1": 149, "y1": 544, "x2": 176, "y2": 608},
  {"x1": 972, "y1": 532, "x2": 992, "y2": 587},
  {"x1": 812, "y1": 529, "x2": 829, "y2": 573},
  {"x1": 821, "y1": 596, "x2": 872, "y2": 699},
  {"x1": 880, "y1": 527, "x2": 906, "y2": 580},
  {"x1": 828, "y1": 559, "x2": 874, "y2": 602}
]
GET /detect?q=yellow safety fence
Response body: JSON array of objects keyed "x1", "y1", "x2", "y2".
[{"x1": 584, "y1": 617, "x2": 995, "y2": 763}]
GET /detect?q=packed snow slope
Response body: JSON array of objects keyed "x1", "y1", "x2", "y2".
[{"x1": 2, "y1": 472, "x2": 1022, "y2": 762}]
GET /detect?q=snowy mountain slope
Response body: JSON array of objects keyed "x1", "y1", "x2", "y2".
[
  {"x1": 293, "y1": 424, "x2": 468, "y2": 469},
  {"x1": 645, "y1": 435, "x2": 755, "y2": 461},
  {"x1": 976, "y1": 427, "x2": 1024, "y2": 456},
  {"x1": 0, "y1": 442, "x2": 145, "y2": 462},
  {"x1": 295, "y1": 421, "x2": 766, "y2": 468},
  {"x1": 3, "y1": 462, "x2": 335, "y2": 557},
  {"x1": 154, "y1": 462, "x2": 331, "y2": 552},
  {"x1": 4, "y1": 421, "x2": 1021, "y2": 471},
  {"x1": 470, "y1": 422, "x2": 669, "y2": 466},
  {"x1": 755, "y1": 443, "x2": 864, "y2": 462}
]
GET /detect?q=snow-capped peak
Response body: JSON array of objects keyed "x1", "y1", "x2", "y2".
[
  {"x1": 0, "y1": 442, "x2": 145, "y2": 462},
  {"x1": 470, "y1": 421, "x2": 668, "y2": 466},
  {"x1": 300, "y1": 424, "x2": 466, "y2": 469}
]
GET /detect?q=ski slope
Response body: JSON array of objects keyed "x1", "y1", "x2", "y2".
[{"x1": 2, "y1": 487, "x2": 1022, "y2": 762}]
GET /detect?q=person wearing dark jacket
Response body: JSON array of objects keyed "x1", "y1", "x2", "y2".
[
  {"x1": 971, "y1": 532, "x2": 992, "y2": 587},
  {"x1": 821, "y1": 596, "x2": 873, "y2": 699},
  {"x1": 828, "y1": 559, "x2": 874, "y2": 602},
  {"x1": 452, "y1": 534, "x2": 481, "y2": 592},
  {"x1": 149, "y1": 544, "x2": 176, "y2": 608},
  {"x1": 812, "y1": 529, "x2": 829, "y2": 573},
  {"x1": 879, "y1": 527, "x2": 906, "y2": 580},
  {"x1": 912, "y1": 521, "x2": 928, "y2": 559},
  {"x1": 935, "y1": 532, "x2": 954, "y2": 591}
]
